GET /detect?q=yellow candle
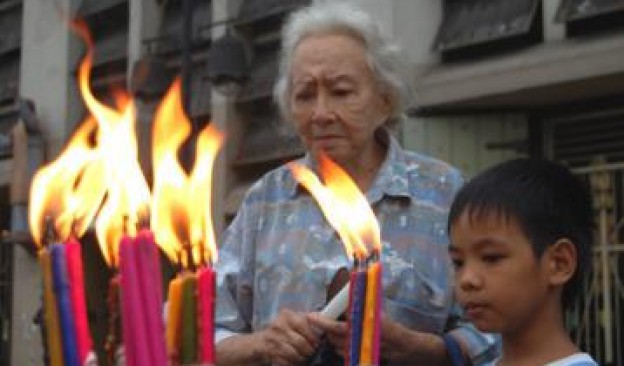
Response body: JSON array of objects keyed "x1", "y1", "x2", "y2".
[
  {"x1": 39, "y1": 249, "x2": 64, "y2": 366},
  {"x1": 166, "y1": 275, "x2": 183, "y2": 359},
  {"x1": 359, "y1": 261, "x2": 380, "y2": 365}
]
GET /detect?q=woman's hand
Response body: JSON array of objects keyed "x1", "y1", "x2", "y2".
[
  {"x1": 259, "y1": 308, "x2": 320, "y2": 365},
  {"x1": 307, "y1": 312, "x2": 348, "y2": 354}
]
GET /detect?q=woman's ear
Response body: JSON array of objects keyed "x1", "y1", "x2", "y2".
[{"x1": 544, "y1": 238, "x2": 577, "y2": 286}]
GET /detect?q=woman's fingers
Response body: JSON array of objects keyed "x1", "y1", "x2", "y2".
[
  {"x1": 263, "y1": 309, "x2": 320, "y2": 364},
  {"x1": 307, "y1": 312, "x2": 348, "y2": 352}
]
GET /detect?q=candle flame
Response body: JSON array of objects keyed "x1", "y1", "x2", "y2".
[
  {"x1": 28, "y1": 116, "x2": 106, "y2": 248},
  {"x1": 289, "y1": 153, "x2": 381, "y2": 260},
  {"x1": 151, "y1": 79, "x2": 223, "y2": 268},
  {"x1": 76, "y1": 21, "x2": 150, "y2": 267},
  {"x1": 28, "y1": 21, "x2": 222, "y2": 270}
]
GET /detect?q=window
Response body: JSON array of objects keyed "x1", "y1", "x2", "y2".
[
  {"x1": 433, "y1": 0, "x2": 542, "y2": 62},
  {"x1": 555, "y1": 0, "x2": 624, "y2": 37}
]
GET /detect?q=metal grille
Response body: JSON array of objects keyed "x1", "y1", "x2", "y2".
[
  {"x1": 79, "y1": 0, "x2": 129, "y2": 96},
  {"x1": 546, "y1": 110, "x2": 624, "y2": 365},
  {"x1": 0, "y1": 221, "x2": 13, "y2": 366},
  {"x1": 0, "y1": 1, "x2": 21, "y2": 106},
  {"x1": 546, "y1": 110, "x2": 624, "y2": 168},
  {"x1": 567, "y1": 163, "x2": 624, "y2": 366}
]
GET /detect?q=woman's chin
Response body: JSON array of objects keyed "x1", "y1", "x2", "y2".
[{"x1": 312, "y1": 145, "x2": 349, "y2": 162}]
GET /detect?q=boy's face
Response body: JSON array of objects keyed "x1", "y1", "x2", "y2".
[{"x1": 449, "y1": 211, "x2": 551, "y2": 334}]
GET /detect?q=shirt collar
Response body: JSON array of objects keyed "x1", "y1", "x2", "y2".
[{"x1": 285, "y1": 129, "x2": 412, "y2": 202}]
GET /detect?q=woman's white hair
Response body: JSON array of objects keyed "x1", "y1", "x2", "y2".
[{"x1": 273, "y1": 1, "x2": 413, "y2": 126}]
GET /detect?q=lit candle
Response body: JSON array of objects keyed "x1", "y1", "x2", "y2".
[
  {"x1": 166, "y1": 275, "x2": 183, "y2": 361},
  {"x1": 135, "y1": 229, "x2": 167, "y2": 365},
  {"x1": 360, "y1": 261, "x2": 380, "y2": 365},
  {"x1": 65, "y1": 238, "x2": 93, "y2": 364},
  {"x1": 50, "y1": 243, "x2": 80, "y2": 366},
  {"x1": 119, "y1": 235, "x2": 150, "y2": 366},
  {"x1": 105, "y1": 274, "x2": 121, "y2": 365},
  {"x1": 181, "y1": 273, "x2": 198, "y2": 364},
  {"x1": 372, "y1": 262, "x2": 382, "y2": 364},
  {"x1": 348, "y1": 266, "x2": 366, "y2": 366},
  {"x1": 39, "y1": 249, "x2": 64, "y2": 366},
  {"x1": 197, "y1": 266, "x2": 216, "y2": 363}
]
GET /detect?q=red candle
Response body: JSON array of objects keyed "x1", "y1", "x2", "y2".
[
  {"x1": 65, "y1": 238, "x2": 93, "y2": 364},
  {"x1": 119, "y1": 235, "x2": 150, "y2": 366},
  {"x1": 135, "y1": 229, "x2": 167, "y2": 366},
  {"x1": 197, "y1": 266, "x2": 216, "y2": 363}
]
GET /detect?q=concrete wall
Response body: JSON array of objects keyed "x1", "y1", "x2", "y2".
[
  {"x1": 402, "y1": 115, "x2": 528, "y2": 178},
  {"x1": 11, "y1": 0, "x2": 80, "y2": 364}
]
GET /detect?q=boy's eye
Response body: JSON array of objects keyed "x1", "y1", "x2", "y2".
[
  {"x1": 481, "y1": 254, "x2": 505, "y2": 264},
  {"x1": 450, "y1": 257, "x2": 464, "y2": 269}
]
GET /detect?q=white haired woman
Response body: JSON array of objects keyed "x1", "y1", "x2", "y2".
[{"x1": 214, "y1": 2, "x2": 497, "y2": 365}]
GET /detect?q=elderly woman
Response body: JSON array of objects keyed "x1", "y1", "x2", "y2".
[{"x1": 215, "y1": 2, "x2": 496, "y2": 366}]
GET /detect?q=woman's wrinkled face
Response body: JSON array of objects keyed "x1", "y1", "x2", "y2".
[{"x1": 289, "y1": 33, "x2": 391, "y2": 165}]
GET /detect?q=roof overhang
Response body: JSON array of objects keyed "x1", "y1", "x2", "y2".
[{"x1": 413, "y1": 32, "x2": 624, "y2": 113}]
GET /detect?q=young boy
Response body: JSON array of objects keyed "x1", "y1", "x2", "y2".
[{"x1": 447, "y1": 158, "x2": 598, "y2": 366}]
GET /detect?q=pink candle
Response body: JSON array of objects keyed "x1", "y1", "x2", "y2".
[
  {"x1": 119, "y1": 235, "x2": 150, "y2": 366},
  {"x1": 135, "y1": 229, "x2": 167, "y2": 366},
  {"x1": 197, "y1": 266, "x2": 216, "y2": 363},
  {"x1": 372, "y1": 263, "x2": 382, "y2": 364},
  {"x1": 65, "y1": 238, "x2": 93, "y2": 364}
]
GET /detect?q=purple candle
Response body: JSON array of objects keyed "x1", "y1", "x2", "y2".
[
  {"x1": 50, "y1": 243, "x2": 80, "y2": 366},
  {"x1": 348, "y1": 267, "x2": 367, "y2": 366}
]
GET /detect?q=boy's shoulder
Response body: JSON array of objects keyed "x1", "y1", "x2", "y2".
[
  {"x1": 482, "y1": 353, "x2": 599, "y2": 366},
  {"x1": 545, "y1": 353, "x2": 599, "y2": 366}
]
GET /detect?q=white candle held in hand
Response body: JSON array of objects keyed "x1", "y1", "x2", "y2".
[{"x1": 320, "y1": 283, "x2": 350, "y2": 319}]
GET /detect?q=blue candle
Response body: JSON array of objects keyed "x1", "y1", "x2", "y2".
[
  {"x1": 50, "y1": 243, "x2": 80, "y2": 366},
  {"x1": 349, "y1": 268, "x2": 367, "y2": 366}
]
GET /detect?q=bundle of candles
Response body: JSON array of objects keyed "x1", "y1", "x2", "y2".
[
  {"x1": 37, "y1": 230, "x2": 93, "y2": 366},
  {"x1": 28, "y1": 109, "x2": 105, "y2": 366},
  {"x1": 151, "y1": 79, "x2": 223, "y2": 365},
  {"x1": 289, "y1": 153, "x2": 383, "y2": 366},
  {"x1": 27, "y1": 21, "x2": 222, "y2": 366},
  {"x1": 165, "y1": 260, "x2": 216, "y2": 365}
]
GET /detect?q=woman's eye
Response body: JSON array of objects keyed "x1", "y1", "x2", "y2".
[
  {"x1": 294, "y1": 92, "x2": 313, "y2": 102},
  {"x1": 332, "y1": 89, "x2": 352, "y2": 97}
]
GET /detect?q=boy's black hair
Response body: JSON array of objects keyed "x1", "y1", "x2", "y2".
[{"x1": 448, "y1": 158, "x2": 594, "y2": 310}]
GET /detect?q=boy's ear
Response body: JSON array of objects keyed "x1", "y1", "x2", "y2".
[{"x1": 544, "y1": 238, "x2": 577, "y2": 286}]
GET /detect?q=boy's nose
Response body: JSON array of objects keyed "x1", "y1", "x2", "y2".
[{"x1": 458, "y1": 267, "x2": 483, "y2": 292}]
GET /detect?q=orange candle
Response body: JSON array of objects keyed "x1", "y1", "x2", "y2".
[
  {"x1": 166, "y1": 275, "x2": 183, "y2": 360},
  {"x1": 359, "y1": 261, "x2": 380, "y2": 365}
]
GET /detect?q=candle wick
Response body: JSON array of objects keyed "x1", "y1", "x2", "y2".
[
  {"x1": 183, "y1": 241, "x2": 195, "y2": 272},
  {"x1": 43, "y1": 216, "x2": 57, "y2": 247},
  {"x1": 137, "y1": 212, "x2": 150, "y2": 231},
  {"x1": 122, "y1": 215, "x2": 129, "y2": 236}
]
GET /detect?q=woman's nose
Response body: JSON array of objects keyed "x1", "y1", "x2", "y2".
[{"x1": 310, "y1": 95, "x2": 335, "y2": 123}]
